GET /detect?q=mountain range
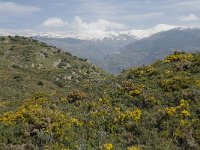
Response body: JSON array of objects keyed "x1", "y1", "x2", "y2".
[
  {"x1": 31, "y1": 25, "x2": 200, "y2": 73},
  {"x1": 1, "y1": 24, "x2": 200, "y2": 73},
  {"x1": 0, "y1": 24, "x2": 179, "y2": 40},
  {"x1": 34, "y1": 24, "x2": 179, "y2": 40}
]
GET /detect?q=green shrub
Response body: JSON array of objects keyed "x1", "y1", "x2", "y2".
[
  {"x1": 0, "y1": 37, "x2": 5, "y2": 41},
  {"x1": 37, "y1": 81, "x2": 44, "y2": 86}
]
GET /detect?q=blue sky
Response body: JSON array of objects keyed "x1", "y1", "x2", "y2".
[{"x1": 0, "y1": 0, "x2": 200, "y2": 33}]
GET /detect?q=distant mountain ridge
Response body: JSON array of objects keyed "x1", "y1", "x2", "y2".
[
  {"x1": 34, "y1": 27, "x2": 200, "y2": 73},
  {"x1": 1, "y1": 24, "x2": 200, "y2": 74},
  {"x1": 0, "y1": 24, "x2": 187, "y2": 41},
  {"x1": 33, "y1": 24, "x2": 181, "y2": 40}
]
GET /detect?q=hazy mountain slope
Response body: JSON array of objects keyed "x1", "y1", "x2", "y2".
[
  {"x1": 34, "y1": 36, "x2": 136, "y2": 67},
  {"x1": 105, "y1": 28, "x2": 200, "y2": 73},
  {"x1": 0, "y1": 36, "x2": 109, "y2": 101}
]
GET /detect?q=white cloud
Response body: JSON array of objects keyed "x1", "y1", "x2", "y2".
[
  {"x1": 41, "y1": 16, "x2": 126, "y2": 31},
  {"x1": 0, "y1": 2, "x2": 40, "y2": 14},
  {"x1": 38, "y1": 16, "x2": 127, "y2": 39},
  {"x1": 179, "y1": 14, "x2": 199, "y2": 21},
  {"x1": 42, "y1": 18, "x2": 68, "y2": 27},
  {"x1": 68, "y1": 17, "x2": 126, "y2": 39},
  {"x1": 73, "y1": 16, "x2": 126, "y2": 32}
]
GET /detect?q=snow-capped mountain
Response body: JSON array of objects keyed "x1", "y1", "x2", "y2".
[
  {"x1": 0, "y1": 24, "x2": 185, "y2": 41},
  {"x1": 34, "y1": 24, "x2": 180, "y2": 40},
  {"x1": 124, "y1": 24, "x2": 180, "y2": 39}
]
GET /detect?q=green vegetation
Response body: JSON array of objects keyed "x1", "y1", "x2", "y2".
[
  {"x1": 0, "y1": 36, "x2": 109, "y2": 101},
  {"x1": 0, "y1": 36, "x2": 199, "y2": 149}
]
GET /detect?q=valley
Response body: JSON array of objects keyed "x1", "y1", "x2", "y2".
[{"x1": 34, "y1": 27, "x2": 200, "y2": 74}]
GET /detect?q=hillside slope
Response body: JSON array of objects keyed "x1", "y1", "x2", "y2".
[
  {"x1": 0, "y1": 37, "x2": 199, "y2": 149},
  {"x1": 0, "y1": 36, "x2": 109, "y2": 101}
]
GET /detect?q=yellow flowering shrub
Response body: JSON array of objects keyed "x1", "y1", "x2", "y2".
[
  {"x1": 98, "y1": 96, "x2": 111, "y2": 104},
  {"x1": 179, "y1": 119, "x2": 187, "y2": 127},
  {"x1": 0, "y1": 98, "x2": 83, "y2": 140},
  {"x1": 127, "y1": 146, "x2": 140, "y2": 150},
  {"x1": 114, "y1": 108, "x2": 142, "y2": 123},
  {"x1": 126, "y1": 108, "x2": 142, "y2": 122},
  {"x1": 166, "y1": 107, "x2": 177, "y2": 116},
  {"x1": 131, "y1": 65, "x2": 157, "y2": 77},
  {"x1": 181, "y1": 110, "x2": 190, "y2": 117},
  {"x1": 160, "y1": 76, "x2": 191, "y2": 92},
  {"x1": 129, "y1": 89, "x2": 141, "y2": 96},
  {"x1": 177, "y1": 99, "x2": 189, "y2": 109},
  {"x1": 164, "y1": 52, "x2": 194, "y2": 63},
  {"x1": 103, "y1": 143, "x2": 113, "y2": 150},
  {"x1": 147, "y1": 96, "x2": 158, "y2": 104},
  {"x1": 88, "y1": 102, "x2": 142, "y2": 133},
  {"x1": 165, "y1": 99, "x2": 190, "y2": 117},
  {"x1": 195, "y1": 79, "x2": 200, "y2": 87},
  {"x1": 0, "y1": 98, "x2": 47, "y2": 125},
  {"x1": 0, "y1": 111, "x2": 23, "y2": 125},
  {"x1": 144, "y1": 66, "x2": 157, "y2": 77},
  {"x1": 160, "y1": 99, "x2": 192, "y2": 140}
]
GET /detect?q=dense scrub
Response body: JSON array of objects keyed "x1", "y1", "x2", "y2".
[{"x1": 0, "y1": 37, "x2": 199, "y2": 149}]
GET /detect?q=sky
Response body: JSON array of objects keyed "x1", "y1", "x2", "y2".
[{"x1": 0, "y1": 0, "x2": 200, "y2": 34}]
